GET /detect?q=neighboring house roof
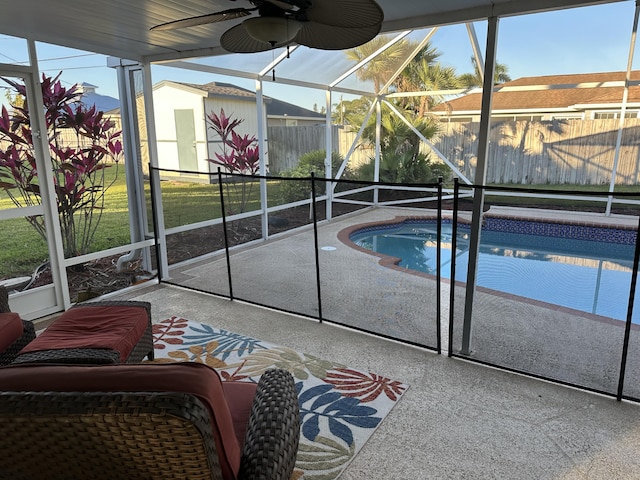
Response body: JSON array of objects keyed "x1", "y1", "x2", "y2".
[
  {"x1": 266, "y1": 97, "x2": 324, "y2": 120},
  {"x1": 434, "y1": 71, "x2": 640, "y2": 114},
  {"x1": 76, "y1": 83, "x2": 120, "y2": 113}
]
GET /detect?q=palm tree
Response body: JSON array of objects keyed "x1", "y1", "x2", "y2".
[
  {"x1": 396, "y1": 60, "x2": 461, "y2": 117},
  {"x1": 459, "y1": 57, "x2": 512, "y2": 88},
  {"x1": 345, "y1": 36, "x2": 414, "y2": 93},
  {"x1": 344, "y1": 38, "x2": 462, "y2": 183}
]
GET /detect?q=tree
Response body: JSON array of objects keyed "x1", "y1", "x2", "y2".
[
  {"x1": 345, "y1": 36, "x2": 414, "y2": 93},
  {"x1": 3, "y1": 88, "x2": 24, "y2": 109},
  {"x1": 355, "y1": 103, "x2": 441, "y2": 183},
  {"x1": 395, "y1": 60, "x2": 461, "y2": 117},
  {"x1": 205, "y1": 108, "x2": 260, "y2": 214},
  {"x1": 458, "y1": 57, "x2": 512, "y2": 88},
  {"x1": 0, "y1": 73, "x2": 122, "y2": 257},
  {"x1": 344, "y1": 38, "x2": 450, "y2": 183},
  {"x1": 332, "y1": 97, "x2": 374, "y2": 126}
]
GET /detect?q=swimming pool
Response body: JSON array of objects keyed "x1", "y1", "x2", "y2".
[{"x1": 349, "y1": 218, "x2": 638, "y2": 321}]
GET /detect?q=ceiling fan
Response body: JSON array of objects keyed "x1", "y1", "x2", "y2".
[{"x1": 150, "y1": 0, "x2": 384, "y2": 53}]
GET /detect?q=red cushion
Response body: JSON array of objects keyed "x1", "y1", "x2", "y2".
[
  {"x1": 0, "y1": 313, "x2": 23, "y2": 351},
  {"x1": 19, "y1": 305, "x2": 148, "y2": 360},
  {"x1": 0, "y1": 362, "x2": 256, "y2": 480},
  {"x1": 222, "y1": 381, "x2": 260, "y2": 448}
]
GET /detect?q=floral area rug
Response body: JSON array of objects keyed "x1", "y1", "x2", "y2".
[{"x1": 152, "y1": 317, "x2": 409, "y2": 480}]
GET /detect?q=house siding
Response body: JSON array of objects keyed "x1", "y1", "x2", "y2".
[{"x1": 153, "y1": 85, "x2": 208, "y2": 176}]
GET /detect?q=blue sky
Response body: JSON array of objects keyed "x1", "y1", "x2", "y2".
[{"x1": 1, "y1": 1, "x2": 636, "y2": 110}]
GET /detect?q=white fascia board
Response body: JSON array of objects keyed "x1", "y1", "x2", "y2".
[
  {"x1": 571, "y1": 102, "x2": 640, "y2": 109},
  {"x1": 434, "y1": 107, "x2": 582, "y2": 116},
  {"x1": 268, "y1": 115, "x2": 323, "y2": 121}
]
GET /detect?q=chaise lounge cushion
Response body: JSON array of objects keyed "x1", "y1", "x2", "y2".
[
  {"x1": 0, "y1": 313, "x2": 23, "y2": 351},
  {"x1": 17, "y1": 305, "x2": 149, "y2": 361},
  {"x1": 0, "y1": 361, "x2": 257, "y2": 480}
]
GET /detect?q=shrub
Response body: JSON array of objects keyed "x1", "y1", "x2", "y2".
[
  {"x1": 0, "y1": 73, "x2": 122, "y2": 257},
  {"x1": 205, "y1": 108, "x2": 260, "y2": 214},
  {"x1": 279, "y1": 150, "x2": 347, "y2": 203},
  {"x1": 355, "y1": 151, "x2": 438, "y2": 184}
]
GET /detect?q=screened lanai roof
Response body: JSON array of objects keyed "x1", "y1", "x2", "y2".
[{"x1": 0, "y1": 0, "x2": 623, "y2": 77}]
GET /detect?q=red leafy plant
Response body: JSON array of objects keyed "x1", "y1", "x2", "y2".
[
  {"x1": 206, "y1": 108, "x2": 260, "y2": 215},
  {"x1": 0, "y1": 73, "x2": 123, "y2": 257}
]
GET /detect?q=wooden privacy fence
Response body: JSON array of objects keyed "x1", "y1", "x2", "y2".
[
  {"x1": 267, "y1": 125, "x2": 372, "y2": 173},
  {"x1": 431, "y1": 118, "x2": 640, "y2": 185},
  {"x1": 10, "y1": 119, "x2": 639, "y2": 185}
]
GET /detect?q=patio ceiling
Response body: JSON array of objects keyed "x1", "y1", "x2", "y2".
[{"x1": 0, "y1": 0, "x2": 622, "y2": 63}]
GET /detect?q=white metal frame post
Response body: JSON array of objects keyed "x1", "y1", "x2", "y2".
[
  {"x1": 460, "y1": 16, "x2": 499, "y2": 356},
  {"x1": 325, "y1": 89, "x2": 333, "y2": 220},
  {"x1": 373, "y1": 99, "x2": 382, "y2": 205},
  {"x1": 26, "y1": 41, "x2": 70, "y2": 309},
  {"x1": 141, "y1": 62, "x2": 170, "y2": 279},
  {"x1": 255, "y1": 78, "x2": 269, "y2": 239},
  {"x1": 605, "y1": 1, "x2": 639, "y2": 216},
  {"x1": 112, "y1": 59, "x2": 152, "y2": 272}
]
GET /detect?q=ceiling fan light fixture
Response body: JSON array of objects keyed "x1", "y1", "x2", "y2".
[{"x1": 242, "y1": 16, "x2": 302, "y2": 46}]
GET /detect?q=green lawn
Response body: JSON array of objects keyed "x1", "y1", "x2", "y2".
[
  {"x1": 2, "y1": 168, "x2": 639, "y2": 279},
  {"x1": 0, "y1": 168, "x2": 279, "y2": 278}
]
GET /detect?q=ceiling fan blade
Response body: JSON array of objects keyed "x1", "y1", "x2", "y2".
[
  {"x1": 220, "y1": 23, "x2": 291, "y2": 53},
  {"x1": 294, "y1": 21, "x2": 382, "y2": 50},
  {"x1": 264, "y1": 0, "x2": 312, "y2": 10},
  {"x1": 150, "y1": 8, "x2": 253, "y2": 32},
  {"x1": 304, "y1": 0, "x2": 383, "y2": 28}
]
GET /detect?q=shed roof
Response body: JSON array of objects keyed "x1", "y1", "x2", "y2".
[
  {"x1": 166, "y1": 81, "x2": 323, "y2": 119},
  {"x1": 177, "y1": 81, "x2": 258, "y2": 100}
]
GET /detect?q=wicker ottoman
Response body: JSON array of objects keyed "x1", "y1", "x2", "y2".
[{"x1": 13, "y1": 301, "x2": 154, "y2": 365}]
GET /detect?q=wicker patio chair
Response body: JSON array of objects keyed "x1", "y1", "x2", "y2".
[
  {"x1": 0, "y1": 286, "x2": 35, "y2": 366},
  {"x1": 0, "y1": 362, "x2": 300, "y2": 480}
]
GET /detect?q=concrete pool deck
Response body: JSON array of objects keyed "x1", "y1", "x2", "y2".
[
  {"x1": 115, "y1": 282, "x2": 640, "y2": 479},
  {"x1": 158, "y1": 205, "x2": 640, "y2": 399},
  {"x1": 105, "y1": 205, "x2": 640, "y2": 479}
]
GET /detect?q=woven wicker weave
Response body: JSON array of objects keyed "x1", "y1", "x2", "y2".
[
  {"x1": 0, "y1": 285, "x2": 9, "y2": 313},
  {"x1": 0, "y1": 368, "x2": 299, "y2": 480},
  {"x1": 12, "y1": 300, "x2": 154, "y2": 365},
  {"x1": 0, "y1": 286, "x2": 36, "y2": 366},
  {"x1": 239, "y1": 369, "x2": 301, "y2": 480}
]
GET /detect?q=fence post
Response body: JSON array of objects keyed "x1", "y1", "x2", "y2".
[
  {"x1": 616, "y1": 213, "x2": 640, "y2": 400},
  {"x1": 148, "y1": 163, "x2": 164, "y2": 282},
  {"x1": 311, "y1": 173, "x2": 323, "y2": 322},
  {"x1": 436, "y1": 177, "x2": 443, "y2": 354},
  {"x1": 218, "y1": 168, "x2": 234, "y2": 301},
  {"x1": 448, "y1": 178, "x2": 460, "y2": 357}
]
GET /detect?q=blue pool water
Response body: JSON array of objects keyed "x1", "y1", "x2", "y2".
[{"x1": 350, "y1": 220, "x2": 638, "y2": 321}]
